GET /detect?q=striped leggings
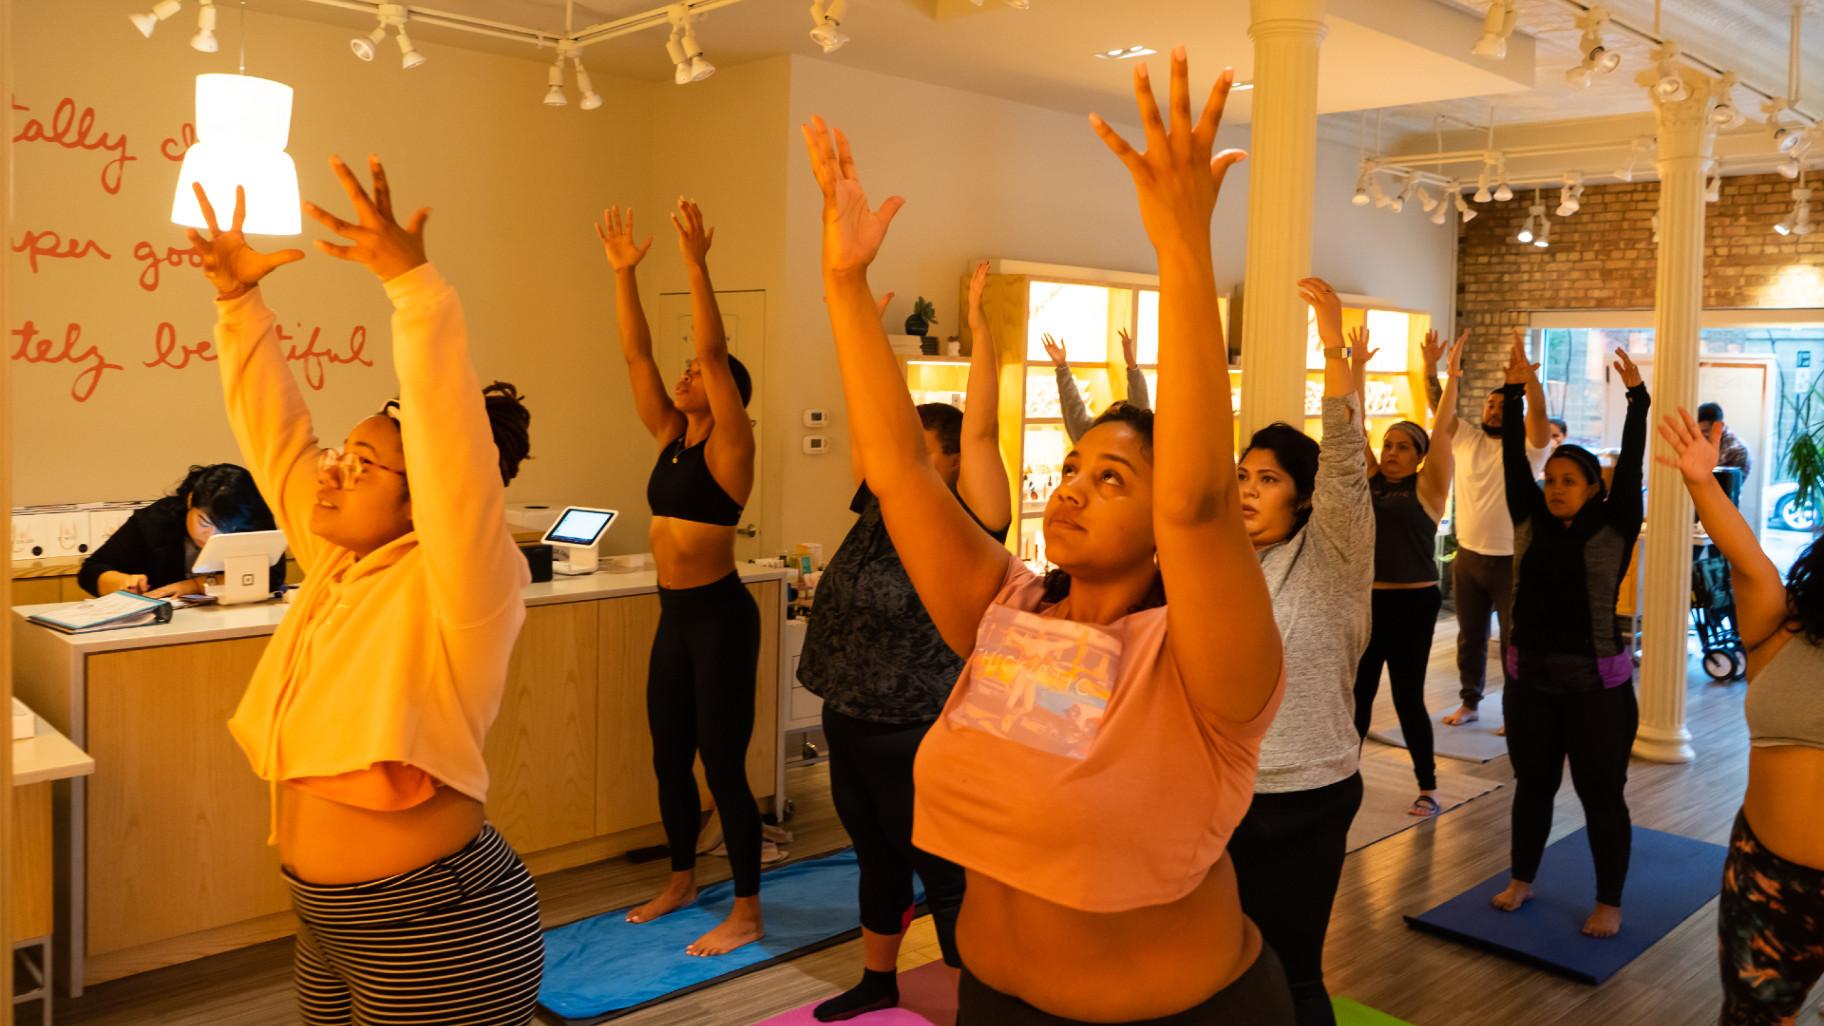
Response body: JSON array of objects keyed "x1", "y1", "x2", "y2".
[{"x1": 287, "y1": 824, "x2": 545, "y2": 1026}]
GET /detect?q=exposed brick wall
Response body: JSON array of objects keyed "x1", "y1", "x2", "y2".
[{"x1": 1451, "y1": 172, "x2": 1824, "y2": 420}]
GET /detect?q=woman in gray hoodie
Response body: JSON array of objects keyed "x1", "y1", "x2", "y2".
[{"x1": 1225, "y1": 277, "x2": 1376, "y2": 1026}]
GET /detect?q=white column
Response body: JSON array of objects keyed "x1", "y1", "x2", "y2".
[
  {"x1": 1239, "y1": 0, "x2": 1326, "y2": 437},
  {"x1": 1633, "y1": 67, "x2": 1715, "y2": 764}
]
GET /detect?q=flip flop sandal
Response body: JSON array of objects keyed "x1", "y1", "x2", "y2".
[{"x1": 1409, "y1": 795, "x2": 1441, "y2": 818}]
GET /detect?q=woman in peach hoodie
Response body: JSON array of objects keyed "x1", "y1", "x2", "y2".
[{"x1": 186, "y1": 157, "x2": 542, "y2": 1026}]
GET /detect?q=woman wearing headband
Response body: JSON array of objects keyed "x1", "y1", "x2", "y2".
[{"x1": 1351, "y1": 326, "x2": 1466, "y2": 817}]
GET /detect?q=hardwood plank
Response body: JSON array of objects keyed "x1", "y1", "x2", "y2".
[
  {"x1": 597, "y1": 593, "x2": 665, "y2": 837},
  {"x1": 485, "y1": 602, "x2": 600, "y2": 854},
  {"x1": 8, "y1": 782, "x2": 52, "y2": 941}
]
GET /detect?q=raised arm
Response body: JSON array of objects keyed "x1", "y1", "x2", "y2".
[
  {"x1": 846, "y1": 289, "x2": 894, "y2": 486},
  {"x1": 1515, "y1": 329, "x2": 1552, "y2": 449},
  {"x1": 1091, "y1": 51, "x2": 1279, "y2": 726},
  {"x1": 596, "y1": 206, "x2": 685, "y2": 446},
  {"x1": 1301, "y1": 278, "x2": 1373, "y2": 559},
  {"x1": 1421, "y1": 327, "x2": 1447, "y2": 414},
  {"x1": 1120, "y1": 328, "x2": 1152, "y2": 410},
  {"x1": 185, "y1": 185, "x2": 323, "y2": 572},
  {"x1": 1345, "y1": 322, "x2": 1378, "y2": 475},
  {"x1": 961, "y1": 260, "x2": 1012, "y2": 531},
  {"x1": 803, "y1": 117, "x2": 1006, "y2": 656},
  {"x1": 1658, "y1": 407, "x2": 1790, "y2": 649},
  {"x1": 1501, "y1": 334, "x2": 1546, "y2": 524},
  {"x1": 672, "y1": 200, "x2": 755, "y2": 505},
  {"x1": 304, "y1": 155, "x2": 528, "y2": 626},
  {"x1": 1605, "y1": 349, "x2": 1650, "y2": 527},
  {"x1": 1044, "y1": 333, "x2": 1093, "y2": 442},
  {"x1": 1416, "y1": 330, "x2": 1467, "y2": 518}
]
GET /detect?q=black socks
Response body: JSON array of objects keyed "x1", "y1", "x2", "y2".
[{"x1": 813, "y1": 968, "x2": 899, "y2": 1022}]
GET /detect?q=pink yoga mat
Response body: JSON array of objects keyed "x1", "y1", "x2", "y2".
[{"x1": 750, "y1": 961, "x2": 957, "y2": 1026}]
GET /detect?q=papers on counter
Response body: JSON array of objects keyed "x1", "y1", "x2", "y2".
[{"x1": 26, "y1": 591, "x2": 174, "y2": 634}]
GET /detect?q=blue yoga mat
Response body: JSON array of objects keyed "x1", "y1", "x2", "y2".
[
  {"x1": 540, "y1": 849, "x2": 923, "y2": 1022},
  {"x1": 1404, "y1": 825, "x2": 1726, "y2": 984}
]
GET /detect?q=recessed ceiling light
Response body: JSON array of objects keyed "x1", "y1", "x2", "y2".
[{"x1": 1094, "y1": 45, "x2": 1156, "y2": 60}]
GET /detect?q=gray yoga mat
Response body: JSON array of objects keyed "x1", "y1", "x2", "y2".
[{"x1": 1368, "y1": 691, "x2": 1508, "y2": 763}]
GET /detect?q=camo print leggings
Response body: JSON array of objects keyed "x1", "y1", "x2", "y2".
[{"x1": 1719, "y1": 808, "x2": 1824, "y2": 1026}]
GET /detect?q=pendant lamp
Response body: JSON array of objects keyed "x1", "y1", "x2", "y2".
[{"x1": 171, "y1": 73, "x2": 302, "y2": 236}]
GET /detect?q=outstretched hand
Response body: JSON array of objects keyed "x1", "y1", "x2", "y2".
[
  {"x1": 1089, "y1": 48, "x2": 1247, "y2": 255},
  {"x1": 595, "y1": 205, "x2": 654, "y2": 271},
  {"x1": 1656, "y1": 407, "x2": 1721, "y2": 483},
  {"x1": 1298, "y1": 277, "x2": 1344, "y2": 345},
  {"x1": 1420, "y1": 328, "x2": 1447, "y2": 369},
  {"x1": 1347, "y1": 325, "x2": 1376, "y2": 382},
  {"x1": 1447, "y1": 328, "x2": 1469, "y2": 378},
  {"x1": 671, "y1": 198, "x2": 715, "y2": 267},
  {"x1": 1612, "y1": 347, "x2": 1645, "y2": 389},
  {"x1": 968, "y1": 260, "x2": 990, "y2": 321},
  {"x1": 802, "y1": 116, "x2": 905, "y2": 276},
  {"x1": 302, "y1": 155, "x2": 428, "y2": 281},
  {"x1": 1503, "y1": 330, "x2": 1538, "y2": 386},
  {"x1": 184, "y1": 184, "x2": 305, "y2": 299},
  {"x1": 1040, "y1": 333, "x2": 1068, "y2": 367},
  {"x1": 1119, "y1": 328, "x2": 1138, "y2": 368}
]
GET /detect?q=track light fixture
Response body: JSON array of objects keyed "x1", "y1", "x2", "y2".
[
  {"x1": 666, "y1": 6, "x2": 714, "y2": 84},
  {"x1": 1493, "y1": 160, "x2": 1513, "y2": 203},
  {"x1": 809, "y1": 0, "x2": 849, "y2": 54},
  {"x1": 1774, "y1": 185, "x2": 1811, "y2": 236},
  {"x1": 574, "y1": 60, "x2": 603, "y2": 109},
  {"x1": 1565, "y1": 6, "x2": 1620, "y2": 89},
  {"x1": 1472, "y1": 0, "x2": 1517, "y2": 59},
  {"x1": 543, "y1": 59, "x2": 568, "y2": 107},
  {"x1": 1352, "y1": 164, "x2": 1373, "y2": 207},
  {"x1": 1454, "y1": 190, "x2": 1478, "y2": 224},
  {"x1": 352, "y1": 4, "x2": 406, "y2": 62},
  {"x1": 1418, "y1": 184, "x2": 1440, "y2": 213},
  {"x1": 1517, "y1": 193, "x2": 1543, "y2": 244},
  {"x1": 1534, "y1": 216, "x2": 1551, "y2": 248},
  {"x1": 189, "y1": 0, "x2": 218, "y2": 52},
  {"x1": 129, "y1": 0, "x2": 184, "y2": 39},
  {"x1": 1390, "y1": 175, "x2": 1414, "y2": 214},
  {"x1": 1431, "y1": 182, "x2": 1454, "y2": 225},
  {"x1": 1556, "y1": 171, "x2": 1583, "y2": 217},
  {"x1": 1650, "y1": 42, "x2": 1688, "y2": 104},
  {"x1": 1709, "y1": 73, "x2": 1743, "y2": 127},
  {"x1": 1473, "y1": 160, "x2": 1493, "y2": 203},
  {"x1": 395, "y1": 14, "x2": 427, "y2": 70},
  {"x1": 1614, "y1": 137, "x2": 1653, "y2": 183}
]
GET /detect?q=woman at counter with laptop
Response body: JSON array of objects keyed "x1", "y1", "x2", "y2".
[{"x1": 77, "y1": 462, "x2": 282, "y2": 598}]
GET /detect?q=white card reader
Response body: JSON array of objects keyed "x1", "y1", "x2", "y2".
[{"x1": 541, "y1": 507, "x2": 618, "y2": 575}]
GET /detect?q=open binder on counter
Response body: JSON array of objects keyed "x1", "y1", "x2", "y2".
[{"x1": 26, "y1": 591, "x2": 175, "y2": 634}]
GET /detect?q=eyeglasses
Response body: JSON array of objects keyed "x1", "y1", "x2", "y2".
[{"x1": 318, "y1": 447, "x2": 405, "y2": 490}]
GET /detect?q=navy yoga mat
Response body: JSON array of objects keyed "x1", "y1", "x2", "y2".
[
  {"x1": 1404, "y1": 826, "x2": 1726, "y2": 984},
  {"x1": 540, "y1": 849, "x2": 922, "y2": 1022}
]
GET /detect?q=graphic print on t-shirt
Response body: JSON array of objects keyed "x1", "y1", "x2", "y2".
[{"x1": 949, "y1": 604, "x2": 1122, "y2": 760}]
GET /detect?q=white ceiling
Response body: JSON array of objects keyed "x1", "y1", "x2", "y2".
[{"x1": 261, "y1": 0, "x2": 1535, "y2": 125}]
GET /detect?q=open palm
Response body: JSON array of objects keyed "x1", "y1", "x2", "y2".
[
  {"x1": 184, "y1": 183, "x2": 305, "y2": 296},
  {"x1": 596, "y1": 205, "x2": 653, "y2": 270},
  {"x1": 802, "y1": 116, "x2": 904, "y2": 275},
  {"x1": 1656, "y1": 407, "x2": 1720, "y2": 482}
]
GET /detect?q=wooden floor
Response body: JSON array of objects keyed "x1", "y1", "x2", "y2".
[{"x1": 45, "y1": 619, "x2": 1816, "y2": 1026}]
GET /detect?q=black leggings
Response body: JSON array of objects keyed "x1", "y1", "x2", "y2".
[
  {"x1": 1227, "y1": 773, "x2": 1363, "y2": 1026},
  {"x1": 1353, "y1": 586, "x2": 1442, "y2": 792},
  {"x1": 1503, "y1": 677, "x2": 1638, "y2": 906},
  {"x1": 822, "y1": 706, "x2": 966, "y2": 966},
  {"x1": 650, "y1": 572, "x2": 762, "y2": 897},
  {"x1": 957, "y1": 948, "x2": 1292, "y2": 1025}
]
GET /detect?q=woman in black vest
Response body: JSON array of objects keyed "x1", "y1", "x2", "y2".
[
  {"x1": 1351, "y1": 327, "x2": 1464, "y2": 816},
  {"x1": 78, "y1": 463, "x2": 279, "y2": 598}
]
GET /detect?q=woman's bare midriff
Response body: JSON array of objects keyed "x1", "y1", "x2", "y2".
[
  {"x1": 956, "y1": 853, "x2": 1259, "y2": 1022},
  {"x1": 279, "y1": 784, "x2": 485, "y2": 884},
  {"x1": 652, "y1": 516, "x2": 738, "y2": 589},
  {"x1": 1740, "y1": 629, "x2": 1824, "y2": 870},
  {"x1": 1372, "y1": 580, "x2": 1438, "y2": 591}
]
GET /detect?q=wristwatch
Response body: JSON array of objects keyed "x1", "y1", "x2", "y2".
[{"x1": 1323, "y1": 346, "x2": 1352, "y2": 360}]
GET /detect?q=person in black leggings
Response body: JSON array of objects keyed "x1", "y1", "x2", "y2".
[
  {"x1": 1491, "y1": 334, "x2": 1649, "y2": 940},
  {"x1": 599, "y1": 198, "x2": 765, "y2": 957},
  {"x1": 1352, "y1": 326, "x2": 1465, "y2": 816},
  {"x1": 799, "y1": 260, "x2": 1011, "y2": 1020}
]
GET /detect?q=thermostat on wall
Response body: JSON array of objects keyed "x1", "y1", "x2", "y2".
[
  {"x1": 802, "y1": 409, "x2": 828, "y2": 427},
  {"x1": 802, "y1": 435, "x2": 829, "y2": 454}
]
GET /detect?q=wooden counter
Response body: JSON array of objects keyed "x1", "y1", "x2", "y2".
[
  {"x1": 13, "y1": 564, "x2": 790, "y2": 992},
  {"x1": 11, "y1": 707, "x2": 94, "y2": 1020}
]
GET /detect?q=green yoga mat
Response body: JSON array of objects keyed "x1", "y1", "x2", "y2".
[{"x1": 1332, "y1": 997, "x2": 1414, "y2": 1026}]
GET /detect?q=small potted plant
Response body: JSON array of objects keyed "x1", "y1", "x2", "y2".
[{"x1": 905, "y1": 297, "x2": 937, "y2": 341}]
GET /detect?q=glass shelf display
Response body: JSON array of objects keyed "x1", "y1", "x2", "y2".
[
  {"x1": 1025, "y1": 366, "x2": 1114, "y2": 421},
  {"x1": 1025, "y1": 282, "x2": 1114, "y2": 362}
]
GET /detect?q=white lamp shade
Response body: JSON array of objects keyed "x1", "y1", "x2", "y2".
[{"x1": 170, "y1": 74, "x2": 301, "y2": 236}]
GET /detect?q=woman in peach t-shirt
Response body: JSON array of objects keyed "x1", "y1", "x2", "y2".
[{"x1": 806, "y1": 49, "x2": 1290, "y2": 1025}]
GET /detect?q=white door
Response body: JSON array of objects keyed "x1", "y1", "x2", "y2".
[
  {"x1": 656, "y1": 289, "x2": 766, "y2": 560},
  {"x1": 1609, "y1": 354, "x2": 1775, "y2": 538}
]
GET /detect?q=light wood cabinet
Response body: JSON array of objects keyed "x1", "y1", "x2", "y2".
[{"x1": 485, "y1": 602, "x2": 601, "y2": 854}]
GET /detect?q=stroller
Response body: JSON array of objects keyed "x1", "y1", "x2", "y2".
[{"x1": 1692, "y1": 549, "x2": 1746, "y2": 681}]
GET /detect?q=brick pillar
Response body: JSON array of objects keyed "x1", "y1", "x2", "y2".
[{"x1": 1238, "y1": 0, "x2": 1325, "y2": 436}]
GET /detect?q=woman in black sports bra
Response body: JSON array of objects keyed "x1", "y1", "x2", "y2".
[{"x1": 597, "y1": 198, "x2": 764, "y2": 958}]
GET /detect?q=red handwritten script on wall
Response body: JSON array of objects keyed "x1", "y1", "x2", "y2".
[
  {"x1": 134, "y1": 241, "x2": 204, "y2": 292},
  {"x1": 11, "y1": 322, "x2": 123, "y2": 403},
  {"x1": 161, "y1": 122, "x2": 196, "y2": 162},
  {"x1": 280, "y1": 324, "x2": 374, "y2": 390},
  {"x1": 11, "y1": 229, "x2": 113, "y2": 273},
  {"x1": 146, "y1": 322, "x2": 216, "y2": 369},
  {"x1": 11, "y1": 96, "x2": 136, "y2": 195}
]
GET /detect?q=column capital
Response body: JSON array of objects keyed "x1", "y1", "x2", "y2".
[
  {"x1": 1250, "y1": 0, "x2": 1326, "y2": 39},
  {"x1": 1637, "y1": 65, "x2": 1720, "y2": 151}
]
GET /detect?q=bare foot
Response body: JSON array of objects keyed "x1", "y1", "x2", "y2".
[
  {"x1": 1442, "y1": 704, "x2": 1480, "y2": 726},
  {"x1": 687, "y1": 898, "x2": 764, "y2": 956},
  {"x1": 1582, "y1": 903, "x2": 1622, "y2": 938},
  {"x1": 1491, "y1": 879, "x2": 1533, "y2": 911},
  {"x1": 1496, "y1": 724, "x2": 1506, "y2": 736},
  {"x1": 626, "y1": 873, "x2": 698, "y2": 924}
]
